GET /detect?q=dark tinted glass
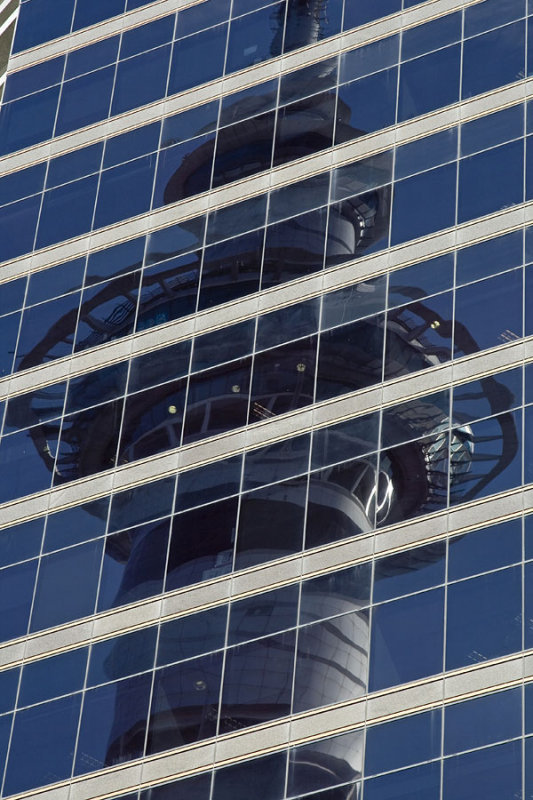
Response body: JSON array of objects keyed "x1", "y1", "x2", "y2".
[
  {"x1": 365, "y1": 709, "x2": 441, "y2": 775},
  {"x1": 157, "y1": 606, "x2": 228, "y2": 665},
  {"x1": 448, "y1": 519, "x2": 522, "y2": 581},
  {"x1": 369, "y1": 588, "x2": 444, "y2": 690},
  {"x1": 444, "y1": 688, "x2": 522, "y2": 754},
  {"x1": 446, "y1": 567, "x2": 522, "y2": 670},
  {"x1": 19, "y1": 648, "x2": 87, "y2": 707}
]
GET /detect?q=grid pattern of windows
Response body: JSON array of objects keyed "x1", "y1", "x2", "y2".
[
  {"x1": 0, "y1": 6, "x2": 531, "y2": 257},
  {"x1": 0, "y1": 1, "x2": 531, "y2": 799}
]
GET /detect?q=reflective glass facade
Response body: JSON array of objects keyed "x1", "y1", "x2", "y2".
[{"x1": 0, "y1": 1, "x2": 532, "y2": 799}]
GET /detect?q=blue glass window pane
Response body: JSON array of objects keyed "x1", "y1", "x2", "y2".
[
  {"x1": 85, "y1": 237, "x2": 144, "y2": 287},
  {"x1": 391, "y1": 163, "x2": 457, "y2": 245},
  {"x1": 174, "y1": 455, "x2": 242, "y2": 511},
  {"x1": 301, "y1": 564, "x2": 372, "y2": 623},
  {"x1": 365, "y1": 709, "x2": 441, "y2": 775},
  {"x1": 0, "y1": 86, "x2": 60, "y2": 155},
  {"x1": 157, "y1": 606, "x2": 228, "y2": 665},
  {"x1": 454, "y1": 270, "x2": 523, "y2": 351},
  {"x1": 147, "y1": 652, "x2": 222, "y2": 753},
  {"x1": 206, "y1": 195, "x2": 266, "y2": 243},
  {"x1": 94, "y1": 154, "x2": 156, "y2": 228},
  {"x1": 456, "y1": 230, "x2": 523, "y2": 285},
  {"x1": 166, "y1": 498, "x2": 237, "y2": 591},
  {"x1": 388, "y1": 254, "x2": 454, "y2": 305},
  {"x1": 446, "y1": 566, "x2": 522, "y2": 670},
  {"x1": 0, "y1": 429, "x2": 52, "y2": 504},
  {"x1": 526, "y1": 737, "x2": 533, "y2": 799},
  {"x1": 15, "y1": 291, "x2": 80, "y2": 371},
  {"x1": 55, "y1": 66, "x2": 115, "y2": 136},
  {"x1": 293, "y1": 610, "x2": 368, "y2": 712},
  {"x1": 127, "y1": 340, "x2": 191, "y2": 394},
  {"x1": 177, "y1": 0, "x2": 231, "y2": 37},
  {"x1": 526, "y1": 682, "x2": 533, "y2": 733},
  {"x1": 13, "y1": 0, "x2": 74, "y2": 52},
  {"x1": 228, "y1": 585, "x2": 299, "y2": 645},
  {"x1": 461, "y1": 104, "x2": 524, "y2": 157},
  {"x1": 74, "y1": 673, "x2": 152, "y2": 774},
  {"x1": 19, "y1": 648, "x2": 87, "y2": 707},
  {"x1": 0, "y1": 277, "x2": 26, "y2": 316},
  {"x1": 120, "y1": 15, "x2": 175, "y2": 58},
  {"x1": 401, "y1": 13, "x2": 461, "y2": 60},
  {"x1": 257, "y1": 297, "x2": 321, "y2": 349},
  {"x1": 36, "y1": 174, "x2": 98, "y2": 248},
  {"x1": 340, "y1": 35, "x2": 399, "y2": 83},
  {"x1": 526, "y1": 561, "x2": 533, "y2": 648},
  {"x1": 398, "y1": 44, "x2": 460, "y2": 122},
  {"x1": 30, "y1": 539, "x2": 104, "y2": 631},
  {"x1": 0, "y1": 194, "x2": 40, "y2": 261},
  {"x1": 343, "y1": 0, "x2": 400, "y2": 30},
  {"x1": 146, "y1": 215, "x2": 205, "y2": 263},
  {"x1": 269, "y1": 173, "x2": 330, "y2": 223},
  {"x1": 4, "y1": 56, "x2": 64, "y2": 102},
  {"x1": 73, "y1": 0, "x2": 125, "y2": 30},
  {"x1": 280, "y1": 61, "x2": 336, "y2": 105},
  {"x1": 335, "y1": 68, "x2": 398, "y2": 145},
  {"x1": 88, "y1": 626, "x2": 157, "y2": 685},
  {"x1": 104, "y1": 122, "x2": 160, "y2": 168},
  {"x1": 243, "y1": 435, "x2": 310, "y2": 489},
  {"x1": 162, "y1": 101, "x2": 219, "y2": 148},
  {"x1": 310, "y1": 414, "x2": 379, "y2": 472},
  {"x1": 443, "y1": 740, "x2": 522, "y2": 800},
  {"x1": 65, "y1": 36, "x2": 120, "y2": 79},
  {"x1": 462, "y1": 21, "x2": 526, "y2": 100},
  {"x1": 364, "y1": 762, "x2": 441, "y2": 800},
  {"x1": 369, "y1": 588, "x2": 444, "y2": 690},
  {"x1": 448, "y1": 519, "x2": 522, "y2": 581},
  {"x1": 464, "y1": 0, "x2": 526, "y2": 38},
  {"x1": 444, "y1": 687, "x2": 521, "y2": 755},
  {"x1": 153, "y1": 132, "x2": 214, "y2": 206},
  {"x1": 214, "y1": 752, "x2": 287, "y2": 800},
  {"x1": 0, "y1": 716, "x2": 12, "y2": 790},
  {"x1": 27, "y1": 258, "x2": 85, "y2": 305},
  {"x1": 373, "y1": 544, "x2": 446, "y2": 603},
  {"x1": 44, "y1": 498, "x2": 109, "y2": 552},
  {"x1": 65, "y1": 362, "x2": 127, "y2": 414},
  {"x1": 0, "y1": 313, "x2": 19, "y2": 377},
  {"x1": 145, "y1": 774, "x2": 211, "y2": 800},
  {"x1": 458, "y1": 140, "x2": 524, "y2": 224},
  {"x1": 47, "y1": 142, "x2": 103, "y2": 188},
  {"x1": 0, "y1": 560, "x2": 37, "y2": 642},
  {"x1": 0, "y1": 162, "x2": 45, "y2": 206},
  {"x1": 98, "y1": 519, "x2": 170, "y2": 612},
  {"x1": 108, "y1": 477, "x2": 175, "y2": 532},
  {"x1": 168, "y1": 24, "x2": 228, "y2": 94},
  {"x1": 112, "y1": 45, "x2": 171, "y2": 115},
  {"x1": 192, "y1": 320, "x2": 255, "y2": 371},
  {"x1": 395, "y1": 128, "x2": 458, "y2": 180},
  {"x1": 457, "y1": 367, "x2": 522, "y2": 429},
  {"x1": 0, "y1": 517, "x2": 43, "y2": 568},
  {"x1": 226, "y1": 5, "x2": 283, "y2": 73},
  {"x1": 0, "y1": 667, "x2": 19, "y2": 714},
  {"x1": 4, "y1": 694, "x2": 82, "y2": 795},
  {"x1": 219, "y1": 631, "x2": 295, "y2": 731}
]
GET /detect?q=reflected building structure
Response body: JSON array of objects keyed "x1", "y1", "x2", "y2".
[{"x1": 0, "y1": 0, "x2": 531, "y2": 799}]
